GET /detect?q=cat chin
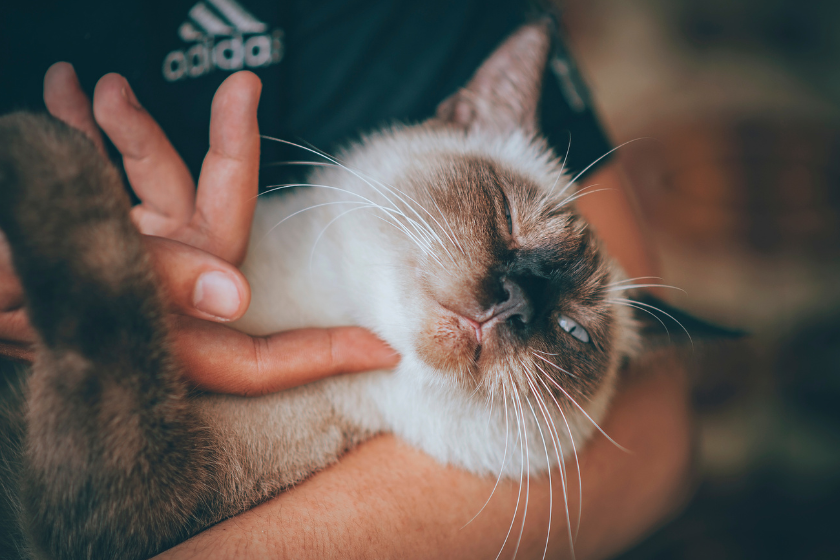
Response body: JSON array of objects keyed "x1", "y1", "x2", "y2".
[
  {"x1": 410, "y1": 300, "x2": 479, "y2": 373},
  {"x1": 347, "y1": 354, "x2": 617, "y2": 477}
]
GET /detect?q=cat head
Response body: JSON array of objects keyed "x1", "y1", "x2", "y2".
[{"x1": 323, "y1": 20, "x2": 638, "y2": 410}]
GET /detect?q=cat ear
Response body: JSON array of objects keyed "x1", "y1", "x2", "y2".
[{"x1": 436, "y1": 20, "x2": 552, "y2": 136}]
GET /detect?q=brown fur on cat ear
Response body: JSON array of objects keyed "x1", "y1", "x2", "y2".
[{"x1": 436, "y1": 20, "x2": 552, "y2": 136}]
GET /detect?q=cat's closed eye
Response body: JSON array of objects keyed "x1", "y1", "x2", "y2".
[
  {"x1": 502, "y1": 192, "x2": 513, "y2": 235},
  {"x1": 559, "y1": 314, "x2": 590, "y2": 343}
]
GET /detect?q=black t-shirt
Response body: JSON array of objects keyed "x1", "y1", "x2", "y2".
[{"x1": 1, "y1": 0, "x2": 612, "y2": 186}]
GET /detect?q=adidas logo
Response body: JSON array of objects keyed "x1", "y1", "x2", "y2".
[{"x1": 162, "y1": 0, "x2": 284, "y2": 82}]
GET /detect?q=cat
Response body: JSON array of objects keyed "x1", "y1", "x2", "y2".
[{"x1": 0, "y1": 19, "x2": 710, "y2": 560}]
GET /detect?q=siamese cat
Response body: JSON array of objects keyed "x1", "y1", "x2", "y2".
[{"x1": 0, "y1": 20, "x2": 719, "y2": 560}]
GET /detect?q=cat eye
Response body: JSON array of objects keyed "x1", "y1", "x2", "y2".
[
  {"x1": 502, "y1": 194, "x2": 513, "y2": 235},
  {"x1": 559, "y1": 314, "x2": 590, "y2": 343}
]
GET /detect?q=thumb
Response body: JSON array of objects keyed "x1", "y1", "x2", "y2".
[{"x1": 144, "y1": 236, "x2": 251, "y2": 322}]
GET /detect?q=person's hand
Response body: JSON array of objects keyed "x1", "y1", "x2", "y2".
[{"x1": 0, "y1": 63, "x2": 398, "y2": 391}]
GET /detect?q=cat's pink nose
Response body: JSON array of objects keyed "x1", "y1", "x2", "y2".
[
  {"x1": 483, "y1": 278, "x2": 533, "y2": 324},
  {"x1": 459, "y1": 278, "x2": 533, "y2": 343}
]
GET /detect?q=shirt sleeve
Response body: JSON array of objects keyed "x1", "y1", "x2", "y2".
[{"x1": 538, "y1": 16, "x2": 615, "y2": 181}]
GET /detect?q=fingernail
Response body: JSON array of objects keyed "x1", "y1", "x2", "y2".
[
  {"x1": 193, "y1": 271, "x2": 241, "y2": 320},
  {"x1": 120, "y1": 80, "x2": 142, "y2": 110}
]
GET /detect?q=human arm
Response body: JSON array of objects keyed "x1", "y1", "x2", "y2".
[
  {"x1": 576, "y1": 163, "x2": 659, "y2": 283},
  {"x1": 159, "y1": 352, "x2": 690, "y2": 560}
]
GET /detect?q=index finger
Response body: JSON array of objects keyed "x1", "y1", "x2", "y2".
[
  {"x1": 170, "y1": 316, "x2": 399, "y2": 396},
  {"x1": 191, "y1": 71, "x2": 262, "y2": 265}
]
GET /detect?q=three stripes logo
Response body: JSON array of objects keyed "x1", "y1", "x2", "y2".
[{"x1": 162, "y1": 0, "x2": 284, "y2": 82}]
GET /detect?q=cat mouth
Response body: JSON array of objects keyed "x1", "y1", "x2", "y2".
[
  {"x1": 416, "y1": 297, "x2": 530, "y2": 376},
  {"x1": 434, "y1": 302, "x2": 515, "y2": 365},
  {"x1": 438, "y1": 301, "x2": 523, "y2": 346}
]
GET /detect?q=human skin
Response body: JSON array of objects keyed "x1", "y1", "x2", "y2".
[
  {"x1": 160, "y1": 354, "x2": 691, "y2": 560},
  {"x1": 0, "y1": 66, "x2": 692, "y2": 558},
  {"x1": 0, "y1": 65, "x2": 398, "y2": 387}
]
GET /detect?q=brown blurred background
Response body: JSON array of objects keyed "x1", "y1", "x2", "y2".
[{"x1": 560, "y1": 0, "x2": 840, "y2": 558}]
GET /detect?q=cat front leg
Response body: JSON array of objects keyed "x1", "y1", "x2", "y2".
[{"x1": 0, "y1": 112, "x2": 349, "y2": 560}]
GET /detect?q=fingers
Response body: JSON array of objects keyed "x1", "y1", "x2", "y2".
[
  {"x1": 144, "y1": 236, "x2": 251, "y2": 323},
  {"x1": 93, "y1": 74, "x2": 196, "y2": 237},
  {"x1": 0, "y1": 310, "x2": 34, "y2": 345},
  {"x1": 171, "y1": 317, "x2": 400, "y2": 396},
  {"x1": 0, "y1": 339, "x2": 34, "y2": 362},
  {"x1": 193, "y1": 71, "x2": 262, "y2": 265},
  {"x1": 0, "y1": 232, "x2": 22, "y2": 311},
  {"x1": 0, "y1": 232, "x2": 33, "y2": 344},
  {"x1": 43, "y1": 62, "x2": 106, "y2": 155}
]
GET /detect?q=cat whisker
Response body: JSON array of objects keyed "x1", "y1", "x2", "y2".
[
  {"x1": 519, "y1": 360, "x2": 567, "y2": 560},
  {"x1": 523, "y1": 361, "x2": 573, "y2": 555},
  {"x1": 558, "y1": 186, "x2": 613, "y2": 209},
  {"x1": 532, "y1": 353, "x2": 578, "y2": 379},
  {"x1": 533, "y1": 365, "x2": 583, "y2": 544},
  {"x1": 261, "y1": 137, "x2": 398, "y2": 205},
  {"x1": 257, "y1": 199, "x2": 373, "y2": 247},
  {"x1": 612, "y1": 297, "x2": 694, "y2": 348},
  {"x1": 496, "y1": 373, "x2": 526, "y2": 560},
  {"x1": 308, "y1": 206, "x2": 402, "y2": 273},
  {"x1": 554, "y1": 138, "x2": 649, "y2": 199},
  {"x1": 511, "y1": 384, "x2": 531, "y2": 560},
  {"x1": 351, "y1": 179, "x2": 455, "y2": 268},
  {"x1": 261, "y1": 137, "x2": 464, "y2": 269},
  {"x1": 485, "y1": 379, "x2": 496, "y2": 424},
  {"x1": 253, "y1": 180, "x2": 442, "y2": 267},
  {"x1": 255, "y1": 184, "x2": 432, "y2": 259},
  {"x1": 356, "y1": 181, "x2": 448, "y2": 261},
  {"x1": 605, "y1": 276, "x2": 664, "y2": 287},
  {"x1": 534, "y1": 365, "x2": 630, "y2": 454},
  {"x1": 431, "y1": 196, "x2": 468, "y2": 260},
  {"x1": 604, "y1": 284, "x2": 686, "y2": 294},
  {"x1": 535, "y1": 370, "x2": 580, "y2": 558},
  {"x1": 284, "y1": 138, "x2": 455, "y2": 265},
  {"x1": 463, "y1": 382, "x2": 511, "y2": 530},
  {"x1": 393, "y1": 213, "x2": 441, "y2": 255},
  {"x1": 261, "y1": 137, "x2": 439, "y2": 251},
  {"x1": 358, "y1": 175, "x2": 458, "y2": 264},
  {"x1": 545, "y1": 131, "x2": 572, "y2": 200},
  {"x1": 523, "y1": 377, "x2": 555, "y2": 560},
  {"x1": 257, "y1": 182, "x2": 383, "y2": 202},
  {"x1": 260, "y1": 160, "x2": 337, "y2": 168},
  {"x1": 608, "y1": 299, "x2": 671, "y2": 342},
  {"x1": 466, "y1": 372, "x2": 487, "y2": 401},
  {"x1": 371, "y1": 211, "x2": 445, "y2": 265},
  {"x1": 267, "y1": 136, "x2": 461, "y2": 268}
]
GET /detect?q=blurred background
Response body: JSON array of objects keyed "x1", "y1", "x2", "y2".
[{"x1": 559, "y1": 0, "x2": 840, "y2": 558}]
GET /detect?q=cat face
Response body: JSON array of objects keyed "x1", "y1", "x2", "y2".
[
  {"x1": 409, "y1": 152, "x2": 623, "y2": 402},
  {"x1": 344, "y1": 127, "x2": 635, "y2": 408},
  {"x1": 331, "y1": 21, "x2": 637, "y2": 406}
]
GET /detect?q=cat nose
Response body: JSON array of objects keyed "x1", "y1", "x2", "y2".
[{"x1": 480, "y1": 277, "x2": 533, "y2": 326}]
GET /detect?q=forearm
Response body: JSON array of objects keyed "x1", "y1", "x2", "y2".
[
  {"x1": 576, "y1": 164, "x2": 659, "y2": 281},
  {"x1": 160, "y1": 354, "x2": 691, "y2": 560}
]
